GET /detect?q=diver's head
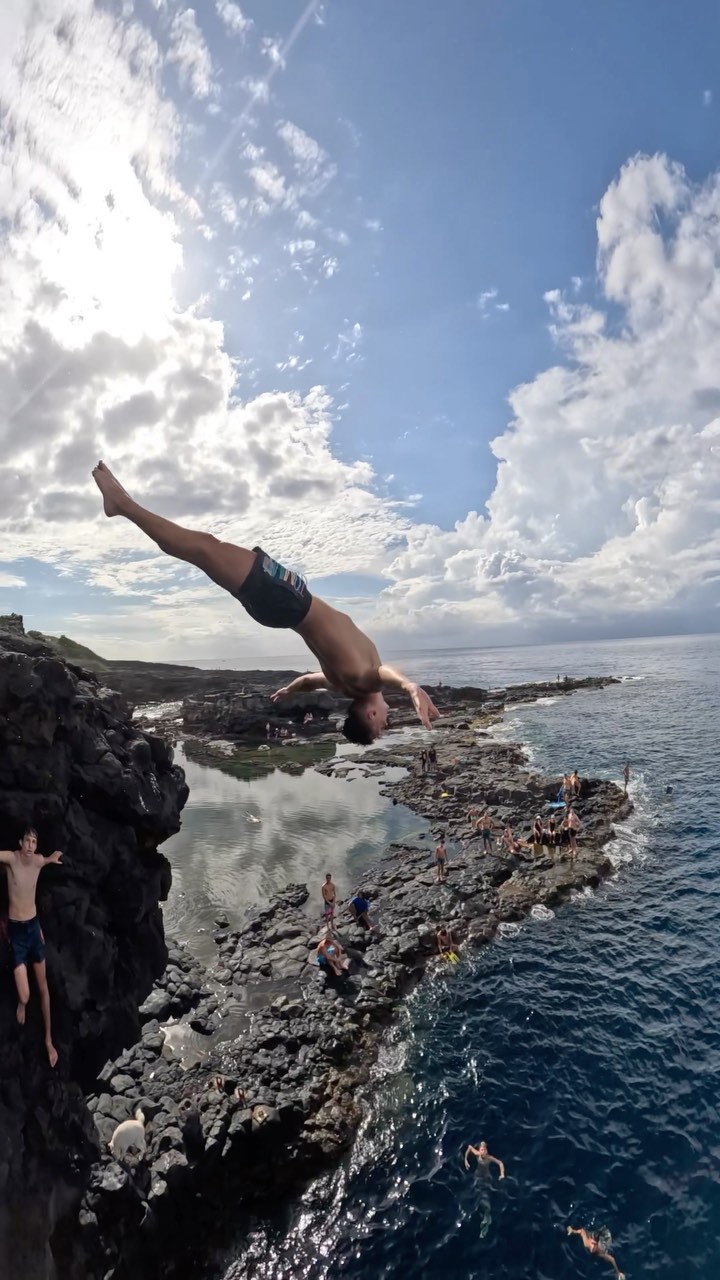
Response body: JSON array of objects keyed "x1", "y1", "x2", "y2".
[
  {"x1": 342, "y1": 692, "x2": 390, "y2": 744},
  {"x1": 478, "y1": 1141, "x2": 488, "y2": 1157}
]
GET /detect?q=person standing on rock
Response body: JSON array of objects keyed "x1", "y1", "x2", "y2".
[
  {"x1": 475, "y1": 811, "x2": 498, "y2": 854},
  {"x1": 623, "y1": 762, "x2": 631, "y2": 795},
  {"x1": 436, "y1": 923, "x2": 456, "y2": 958},
  {"x1": 563, "y1": 807, "x2": 582, "y2": 859},
  {"x1": 92, "y1": 461, "x2": 439, "y2": 745},
  {"x1": 0, "y1": 829, "x2": 62, "y2": 1067},
  {"x1": 435, "y1": 834, "x2": 449, "y2": 883},
  {"x1": 321, "y1": 873, "x2": 337, "y2": 924}
]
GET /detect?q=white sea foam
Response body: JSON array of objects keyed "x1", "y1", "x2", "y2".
[
  {"x1": 605, "y1": 771, "x2": 656, "y2": 869},
  {"x1": 498, "y1": 921, "x2": 522, "y2": 939},
  {"x1": 133, "y1": 700, "x2": 183, "y2": 721},
  {"x1": 530, "y1": 903, "x2": 555, "y2": 921}
]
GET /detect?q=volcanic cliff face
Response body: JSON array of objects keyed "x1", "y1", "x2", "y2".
[{"x1": 0, "y1": 619, "x2": 187, "y2": 1275}]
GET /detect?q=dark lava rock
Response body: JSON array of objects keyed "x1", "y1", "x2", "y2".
[{"x1": 0, "y1": 618, "x2": 187, "y2": 1277}]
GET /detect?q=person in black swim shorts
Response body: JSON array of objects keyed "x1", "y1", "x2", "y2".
[
  {"x1": 0, "y1": 829, "x2": 62, "y2": 1067},
  {"x1": 93, "y1": 462, "x2": 439, "y2": 746}
]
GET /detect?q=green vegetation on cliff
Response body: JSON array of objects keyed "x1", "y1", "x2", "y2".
[{"x1": 26, "y1": 631, "x2": 110, "y2": 670}]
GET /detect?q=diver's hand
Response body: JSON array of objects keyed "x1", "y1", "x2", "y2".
[{"x1": 408, "y1": 683, "x2": 440, "y2": 730}]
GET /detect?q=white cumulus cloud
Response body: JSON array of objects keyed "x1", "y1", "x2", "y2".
[
  {"x1": 374, "y1": 153, "x2": 720, "y2": 643},
  {"x1": 167, "y1": 8, "x2": 214, "y2": 100}
]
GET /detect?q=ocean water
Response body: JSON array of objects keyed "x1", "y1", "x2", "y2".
[{"x1": 164, "y1": 633, "x2": 720, "y2": 1280}]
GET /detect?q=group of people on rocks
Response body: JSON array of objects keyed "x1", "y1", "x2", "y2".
[
  {"x1": 461, "y1": 801, "x2": 583, "y2": 863},
  {"x1": 316, "y1": 875, "x2": 375, "y2": 975}
]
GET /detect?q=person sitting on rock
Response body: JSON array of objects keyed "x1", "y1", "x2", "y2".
[
  {"x1": 346, "y1": 891, "x2": 373, "y2": 931},
  {"x1": 316, "y1": 930, "x2": 350, "y2": 977},
  {"x1": 566, "y1": 1227, "x2": 625, "y2": 1279},
  {"x1": 322, "y1": 873, "x2": 337, "y2": 924},
  {"x1": 435, "y1": 834, "x2": 449, "y2": 883},
  {"x1": 463, "y1": 1139, "x2": 505, "y2": 1178},
  {"x1": 92, "y1": 461, "x2": 440, "y2": 746},
  {"x1": 0, "y1": 829, "x2": 62, "y2": 1067},
  {"x1": 531, "y1": 815, "x2": 544, "y2": 852},
  {"x1": 502, "y1": 824, "x2": 524, "y2": 856}
]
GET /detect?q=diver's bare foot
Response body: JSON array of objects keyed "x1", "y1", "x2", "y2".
[
  {"x1": 46, "y1": 1039, "x2": 58, "y2": 1068},
  {"x1": 92, "y1": 460, "x2": 131, "y2": 517},
  {"x1": 16, "y1": 1001, "x2": 26, "y2": 1025}
]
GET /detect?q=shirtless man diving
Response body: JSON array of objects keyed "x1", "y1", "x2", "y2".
[
  {"x1": 92, "y1": 462, "x2": 440, "y2": 745},
  {"x1": 0, "y1": 829, "x2": 62, "y2": 1067}
]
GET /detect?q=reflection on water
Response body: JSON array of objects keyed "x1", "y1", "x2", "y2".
[{"x1": 162, "y1": 745, "x2": 427, "y2": 965}]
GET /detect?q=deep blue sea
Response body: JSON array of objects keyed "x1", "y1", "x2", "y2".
[{"x1": 167, "y1": 634, "x2": 720, "y2": 1280}]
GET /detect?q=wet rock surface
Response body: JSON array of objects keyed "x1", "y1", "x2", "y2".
[{"x1": 58, "y1": 695, "x2": 630, "y2": 1280}]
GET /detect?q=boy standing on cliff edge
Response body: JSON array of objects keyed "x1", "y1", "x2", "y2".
[
  {"x1": 0, "y1": 829, "x2": 62, "y2": 1067},
  {"x1": 92, "y1": 461, "x2": 440, "y2": 744}
]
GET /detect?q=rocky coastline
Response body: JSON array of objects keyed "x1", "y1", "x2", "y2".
[
  {"x1": 0, "y1": 615, "x2": 629, "y2": 1279},
  {"x1": 60, "y1": 692, "x2": 628, "y2": 1280}
]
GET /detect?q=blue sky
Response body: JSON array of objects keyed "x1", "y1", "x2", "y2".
[{"x1": 0, "y1": 0, "x2": 719, "y2": 658}]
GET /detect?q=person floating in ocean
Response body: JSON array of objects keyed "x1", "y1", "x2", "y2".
[
  {"x1": 316, "y1": 930, "x2": 349, "y2": 977},
  {"x1": 567, "y1": 1227, "x2": 625, "y2": 1279},
  {"x1": 623, "y1": 762, "x2": 631, "y2": 795},
  {"x1": 321, "y1": 873, "x2": 336, "y2": 924},
  {"x1": 464, "y1": 1139, "x2": 505, "y2": 1238},
  {"x1": 435, "y1": 834, "x2": 449, "y2": 883},
  {"x1": 346, "y1": 891, "x2": 373, "y2": 931},
  {"x1": 0, "y1": 829, "x2": 62, "y2": 1067},
  {"x1": 463, "y1": 1139, "x2": 505, "y2": 1177},
  {"x1": 92, "y1": 461, "x2": 440, "y2": 745}
]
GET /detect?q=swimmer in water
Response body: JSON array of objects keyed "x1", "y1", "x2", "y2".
[
  {"x1": 464, "y1": 1139, "x2": 504, "y2": 1240},
  {"x1": 567, "y1": 1227, "x2": 625, "y2": 1279},
  {"x1": 463, "y1": 1139, "x2": 505, "y2": 1178}
]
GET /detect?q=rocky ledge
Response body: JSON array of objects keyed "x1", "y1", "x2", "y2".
[
  {"x1": 0, "y1": 623, "x2": 188, "y2": 1278},
  {"x1": 58, "y1": 704, "x2": 631, "y2": 1280}
]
